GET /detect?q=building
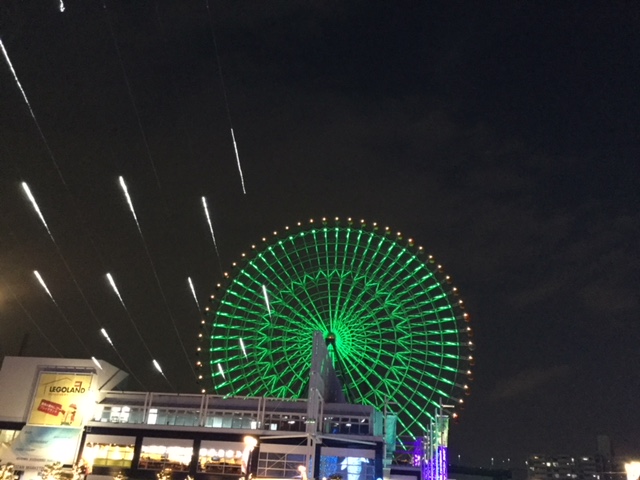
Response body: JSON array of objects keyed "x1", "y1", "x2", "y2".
[
  {"x1": 0, "y1": 333, "x2": 392, "y2": 480},
  {"x1": 526, "y1": 454, "x2": 599, "y2": 480}
]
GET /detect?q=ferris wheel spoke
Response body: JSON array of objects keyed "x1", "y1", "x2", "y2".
[
  {"x1": 341, "y1": 351, "x2": 390, "y2": 407},
  {"x1": 401, "y1": 361, "x2": 458, "y2": 395},
  {"x1": 322, "y1": 231, "x2": 337, "y2": 330},
  {"x1": 370, "y1": 252, "x2": 418, "y2": 303},
  {"x1": 281, "y1": 283, "x2": 327, "y2": 332},
  {"x1": 209, "y1": 224, "x2": 472, "y2": 439},
  {"x1": 337, "y1": 232, "x2": 377, "y2": 321},
  {"x1": 270, "y1": 346, "x2": 312, "y2": 375},
  {"x1": 340, "y1": 237, "x2": 394, "y2": 320},
  {"x1": 332, "y1": 229, "x2": 354, "y2": 323}
]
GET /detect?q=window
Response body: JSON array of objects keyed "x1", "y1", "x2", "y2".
[
  {"x1": 148, "y1": 408, "x2": 158, "y2": 425},
  {"x1": 319, "y1": 447, "x2": 376, "y2": 480},
  {"x1": 198, "y1": 441, "x2": 244, "y2": 475},
  {"x1": 82, "y1": 435, "x2": 136, "y2": 469},
  {"x1": 258, "y1": 452, "x2": 306, "y2": 478},
  {"x1": 0, "y1": 429, "x2": 20, "y2": 444},
  {"x1": 139, "y1": 438, "x2": 194, "y2": 472}
]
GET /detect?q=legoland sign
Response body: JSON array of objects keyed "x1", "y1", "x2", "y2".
[{"x1": 28, "y1": 372, "x2": 94, "y2": 427}]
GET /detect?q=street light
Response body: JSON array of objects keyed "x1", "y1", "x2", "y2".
[{"x1": 242, "y1": 436, "x2": 258, "y2": 479}]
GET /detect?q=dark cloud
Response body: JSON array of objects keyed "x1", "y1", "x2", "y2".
[{"x1": 488, "y1": 365, "x2": 572, "y2": 402}]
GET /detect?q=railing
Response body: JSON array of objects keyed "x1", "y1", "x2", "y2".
[{"x1": 89, "y1": 391, "x2": 372, "y2": 435}]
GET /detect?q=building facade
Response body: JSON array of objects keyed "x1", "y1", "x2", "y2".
[{"x1": 0, "y1": 333, "x2": 391, "y2": 480}]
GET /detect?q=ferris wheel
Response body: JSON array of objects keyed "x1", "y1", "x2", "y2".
[{"x1": 206, "y1": 218, "x2": 474, "y2": 439}]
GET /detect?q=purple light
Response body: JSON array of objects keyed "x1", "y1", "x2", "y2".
[
  {"x1": 413, "y1": 437, "x2": 424, "y2": 467},
  {"x1": 423, "y1": 446, "x2": 448, "y2": 480}
]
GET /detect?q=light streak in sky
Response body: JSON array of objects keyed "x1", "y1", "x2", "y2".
[
  {"x1": 230, "y1": 128, "x2": 246, "y2": 194},
  {"x1": 204, "y1": 1, "x2": 247, "y2": 194},
  {"x1": 100, "y1": 328, "x2": 114, "y2": 346},
  {"x1": 118, "y1": 176, "x2": 142, "y2": 234},
  {"x1": 239, "y1": 338, "x2": 248, "y2": 358},
  {"x1": 59, "y1": 1, "x2": 65, "y2": 12},
  {"x1": 99, "y1": 326, "x2": 146, "y2": 390},
  {"x1": 104, "y1": 4, "x2": 161, "y2": 188},
  {"x1": 188, "y1": 277, "x2": 201, "y2": 311},
  {"x1": 91, "y1": 357, "x2": 103, "y2": 370},
  {"x1": 1, "y1": 277, "x2": 62, "y2": 357},
  {"x1": 262, "y1": 284, "x2": 272, "y2": 317},
  {"x1": 201, "y1": 196, "x2": 219, "y2": 254},
  {"x1": 1, "y1": 41, "x2": 66, "y2": 185},
  {"x1": 106, "y1": 273, "x2": 126, "y2": 309},
  {"x1": 34, "y1": 271, "x2": 55, "y2": 303},
  {"x1": 1, "y1": 40, "x2": 40, "y2": 132},
  {"x1": 22, "y1": 183, "x2": 54, "y2": 240},
  {"x1": 202, "y1": 196, "x2": 223, "y2": 274},
  {"x1": 217, "y1": 363, "x2": 226, "y2": 380},
  {"x1": 153, "y1": 359, "x2": 164, "y2": 374},
  {"x1": 0, "y1": 40, "x2": 32, "y2": 114},
  {"x1": 153, "y1": 359, "x2": 174, "y2": 391},
  {"x1": 33, "y1": 270, "x2": 91, "y2": 355}
]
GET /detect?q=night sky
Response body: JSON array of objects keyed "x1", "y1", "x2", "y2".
[{"x1": 1, "y1": 0, "x2": 639, "y2": 469}]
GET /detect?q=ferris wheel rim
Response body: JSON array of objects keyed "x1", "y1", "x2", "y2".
[{"x1": 205, "y1": 219, "x2": 473, "y2": 438}]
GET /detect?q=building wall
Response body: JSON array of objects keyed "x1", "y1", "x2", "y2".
[
  {"x1": 0, "y1": 356, "x2": 386, "y2": 480},
  {"x1": 0, "y1": 356, "x2": 127, "y2": 423}
]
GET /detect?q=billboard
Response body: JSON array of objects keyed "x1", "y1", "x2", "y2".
[
  {"x1": 8, "y1": 425, "x2": 83, "y2": 466},
  {"x1": 28, "y1": 371, "x2": 94, "y2": 427}
]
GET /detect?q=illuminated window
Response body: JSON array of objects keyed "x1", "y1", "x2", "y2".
[
  {"x1": 139, "y1": 438, "x2": 194, "y2": 471},
  {"x1": 319, "y1": 448, "x2": 375, "y2": 480},
  {"x1": 0, "y1": 430, "x2": 20, "y2": 444},
  {"x1": 198, "y1": 441, "x2": 244, "y2": 474},
  {"x1": 121, "y1": 406, "x2": 130, "y2": 423},
  {"x1": 82, "y1": 436, "x2": 136, "y2": 469},
  {"x1": 148, "y1": 408, "x2": 158, "y2": 425}
]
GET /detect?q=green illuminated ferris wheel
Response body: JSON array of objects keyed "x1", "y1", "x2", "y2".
[{"x1": 207, "y1": 218, "x2": 474, "y2": 438}]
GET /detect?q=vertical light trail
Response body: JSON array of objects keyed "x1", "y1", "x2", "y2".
[
  {"x1": 33, "y1": 271, "x2": 55, "y2": 303},
  {"x1": 204, "y1": 1, "x2": 248, "y2": 194},
  {"x1": 1, "y1": 40, "x2": 66, "y2": 185},
  {"x1": 118, "y1": 176, "x2": 142, "y2": 234},
  {"x1": 201, "y1": 196, "x2": 223, "y2": 274},
  {"x1": 103, "y1": 3, "x2": 161, "y2": 188},
  {"x1": 1, "y1": 278, "x2": 62, "y2": 357},
  {"x1": 101, "y1": 328, "x2": 114, "y2": 346},
  {"x1": 153, "y1": 359, "x2": 174, "y2": 391},
  {"x1": 99, "y1": 326, "x2": 144, "y2": 388},
  {"x1": 105, "y1": 273, "x2": 154, "y2": 358},
  {"x1": 0, "y1": 40, "x2": 32, "y2": 115},
  {"x1": 106, "y1": 273, "x2": 126, "y2": 308},
  {"x1": 217, "y1": 363, "x2": 226, "y2": 380},
  {"x1": 33, "y1": 270, "x2": 92, "y2": 356},
  {"x1": 59, "y1": 1, "x2": 65, "y2": 12},
  {"x1": 91, "y1": 357, "x2": 103, "y2": 370},
  {"x1": 21, "y1": 182, "x2": 54, "y2": 241},
  {"x1": 188, "y1": 277, "x2": 201, "y2": 311},
  {"x1": 230, "y1": 128, "x2": 246, "y2": 194},
  {"x1": 239, "y1": 338, "x2": 248, "y2": 358},
  {"x1": 261, "y1": 285, "x2": 272, "y2": 317},
  {"x1": 201, "y1": 196, "x2": 220, "y2": 254}
]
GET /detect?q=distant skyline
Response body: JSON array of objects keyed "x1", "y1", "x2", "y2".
[{"x1": 1, "y1": 1, "x2": 638, "y2": 466}]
